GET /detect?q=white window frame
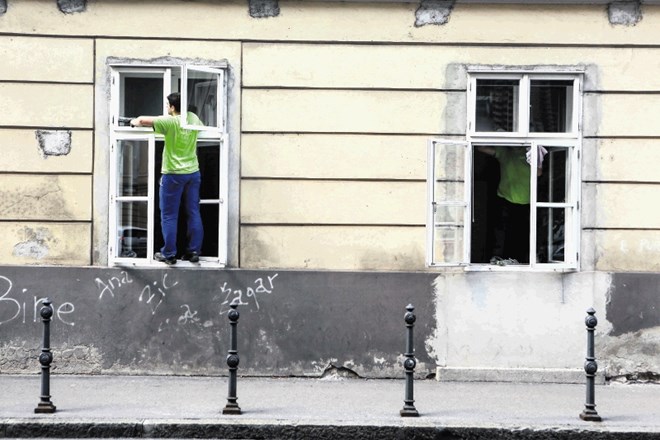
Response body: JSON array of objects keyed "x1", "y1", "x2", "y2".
[
  {"x1": 108, "y1": 63, "x2": 229, "y2": 268},
  {"x1": 181, "y1": 64, "x2": 226, "y2": 132},
  {"x1": 427, "y1": 71, "x2": 583, "y2": 271}
]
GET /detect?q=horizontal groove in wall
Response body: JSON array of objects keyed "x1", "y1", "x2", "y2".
[
  {"x1": 0, "y1": 171, "x2": 92, "y2": 176},
  {"x1": 587, "y1": 90, "x2": 660, "y2": 95},
  {"x1": 245, "y1": 86, "x2": 660, "y2": 94},
  {"x1": 584, "y1": 227, "x2": 660, "y2": 231},
  {"x1": 0, "y1": 219, "x2": 92, "y2": 224},
  {"x1": 241, "y1": 223, "x2": 424, "y2": 227},
  {"x1": 243, "y1": 85, "x2": 463, "y2": 93},
  {"x1": 0, "y1": 126, "x2": 94, "y2": 131},
  {"x1": 583, "y1": 180, "x2": 660, "y2": 185},
  {"x1": 4, "y1": 32, "x2": 660, "y2": 49},
  {"x1": 0, "y1": 79, "x2": 94, "y2": 86},
  {"x1": 242, "y1": 130, "x2": 464, "y2": 137},
  {"x1": 583, "y1": 136, "x2": 660, "y2": 140},
  {"x1": 241, "y1": 176, "x2": 425, "y2": 182}
]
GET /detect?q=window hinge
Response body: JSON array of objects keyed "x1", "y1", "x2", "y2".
[{"x1": 577, "y1": 200, "x2": 580, "y2": 210}]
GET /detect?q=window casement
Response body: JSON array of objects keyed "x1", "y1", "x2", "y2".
[
  {"x1": 427, "y1": 72, "x2": 582, "y2": 270},
  {"x1": 109, "y1": 63, "x2": 229, "y2": 267}
]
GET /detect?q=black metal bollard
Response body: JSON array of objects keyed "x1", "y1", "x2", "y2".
[
  {"x1": 400, "y1": 304, "x2": 419, "y2": 417},
  {"x1": 35, "y1": 298, "x2": 56, "y2": 414},
  {"x1": 579, "y1": 307, "x2": 602, "y2": 422},
  {"x1": 222, "y1": 300, "x2": 242, "y2": 415}
]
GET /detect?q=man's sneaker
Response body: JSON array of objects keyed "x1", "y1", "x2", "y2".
[
  {"x1": 154, "y1": 252, "x2": 176, "y2": 265},
  {"x1": 182, "y1": 251, "x2": 200, "y2": 263}
]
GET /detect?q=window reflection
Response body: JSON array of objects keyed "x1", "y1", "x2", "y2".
[
  {"x1": 475, "y1": 79, "x2": 519, "y2": 132},
  {"x1": 530, "y1": 80, "x2": 573, "y2": 133}
]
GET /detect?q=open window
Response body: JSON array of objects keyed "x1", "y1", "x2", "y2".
[
  {"x1": 109, "y1": 63, "x2": 229, "y2": 267},
  {"x1": 181, "y1": 65, "x2": 226, "y2": 131},
  {"x1": 426, "y1": 140, "x2": 469, "y2": 266},
  {"x1": 427, "y1": 72, "x2": 582, "y2": 270}
]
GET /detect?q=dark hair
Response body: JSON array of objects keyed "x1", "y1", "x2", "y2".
[{"x1": 167, "y1": 92, "x2": 181, "y2": 113}]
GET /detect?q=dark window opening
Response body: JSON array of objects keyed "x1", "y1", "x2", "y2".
[
  {"x1": 471, "y1": 145, "x2": 568, "y2": 265},
  {"x1": 152, "y1": 140, "x2": 220, "y2": 259}
]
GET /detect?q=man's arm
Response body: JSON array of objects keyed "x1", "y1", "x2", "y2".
[
  {"x1": 477, "y1": 146, "x2": 496, "y2": 156},
  {"x1": 130, "y1": 116, "x2": 157, "y2": 127}
]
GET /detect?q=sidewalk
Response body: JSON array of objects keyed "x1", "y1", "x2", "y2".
[{"x1": 1, "y1": 374, "x2": 659, "y2": 439}]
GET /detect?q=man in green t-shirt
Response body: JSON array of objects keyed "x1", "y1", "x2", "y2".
[
  {"x1": 478, "y1": 146, "x2": 542, "y2": 264},
  {"x1": 130, "y1": 93, "x2": 203, "y2": 265}
]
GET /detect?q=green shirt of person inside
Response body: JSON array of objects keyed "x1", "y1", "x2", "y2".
[{"x1": 153, "y1": 112, "x2": 203, "y2": 174}]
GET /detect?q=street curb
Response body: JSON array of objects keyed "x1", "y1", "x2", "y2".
[{"x1": 3, "y1": 420, "x2": 660, "y2": 439}]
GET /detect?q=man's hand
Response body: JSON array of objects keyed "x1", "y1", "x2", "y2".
[{"x1": 130, "y1": 116, "x2": 155, "y2": 128}]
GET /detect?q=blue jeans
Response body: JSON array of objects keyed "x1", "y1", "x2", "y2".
[{"x1": 159, "y1": 172, "x2": 203, "y2": 258}]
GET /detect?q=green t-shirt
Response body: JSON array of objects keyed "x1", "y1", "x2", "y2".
[
  {"x1": 153, "y1": 112, "x2": 202, "y2": 174},
  {"x1": 494, "y1": 147, "x2": 531, "y2": 205}
]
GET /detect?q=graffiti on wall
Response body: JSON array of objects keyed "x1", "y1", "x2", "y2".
[
  {"x1": 0, "y1": 275, "x2": 75, "y2": 326},
  {"x1": 0, "y1": 272, "x2": 279, "y2": 330}
]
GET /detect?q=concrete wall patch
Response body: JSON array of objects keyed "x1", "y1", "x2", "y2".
[
  {"x1": 57, "y1": 0, "x2": 87, "y2": 14},
  {"x1": 35, "y1": 130, "x2": 72, "y2": 158},
  {"x1": 12, "y1": 227, "x2": 53, "y2": 260},
  {"x1": 608, "y1": 1, "x2": 642, "y2": 26},
  {"x1": 415, "y1": 0, "x2": 455, "y2": 27},
  {"x1": 249, "y1": 0, "x2": 280, "y2": 18}
]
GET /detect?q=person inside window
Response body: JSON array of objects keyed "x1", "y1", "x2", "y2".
[
  {"x1": 130, "y1": 93, "x2": 203, "y2": 265},
  {"x1": 477, "y1": 146, "x2": 545, "y2": 265}
]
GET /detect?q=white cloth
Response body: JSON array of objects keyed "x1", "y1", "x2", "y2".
[{"x1": 526, "y1": 146, "x2": 548, "y2": 167}]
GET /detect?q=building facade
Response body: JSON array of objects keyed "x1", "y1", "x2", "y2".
[{"x1": 1, "y1": 0, "x2": 659, "y2": 382}]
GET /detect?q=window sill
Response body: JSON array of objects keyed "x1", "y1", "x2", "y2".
[
  {"x1": 113, "y1": 260, "x2": 226, "y2": 270},
  {"x1": 464, "y1": 264, "x2": 577, "y2": 273}
]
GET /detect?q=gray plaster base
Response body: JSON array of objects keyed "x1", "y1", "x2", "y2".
[{"x1": 436, "y1": 367, "x2": 606, "y2": 385}]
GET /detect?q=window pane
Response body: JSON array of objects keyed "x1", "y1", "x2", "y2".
[
  {"x1": 434, "y1": 142, "x2": 464, "y2": 181},
  {"x1": 117, "y1": 139, "x2": 149, "y2": 197},
  {"x1": 536, "y1": 146, "x2": 568, "y2": 203},
  {"x1": 434, "y1": 182, "x2": 465, "y2": 204},
  {"x1": 433, "y1": 226, "x2": 464, "y2": 264},
  {"x1": 198, "y1": 140, "x2": 220, "y2": 200},
  {"x1": 200, "y1": 203, "x2": 219, "y2": 258},
  {"x1": 537, "y1": 207, "x2": 565, "y2": 263},
  {"x1": 119, "y1": 72, "x2": 164, "y2": 125},
  {"x1": 530, "y1": 80, "x2": 574, "y2": 133},
  {"x1": 117, "y1": 202, "x2": 148, "y2": 258},
  {"x1": 472, "y1": 145, "x2": 530, "y2": 264},
  {"x1": 187, "y1": 70, "x2": 219, "y2": 127},
  {"x1": 434, "y1": 205, "x2": 464, "y2": 226},
  {"x1": 475, "y1": 79, "x2": 519, "y2": 132}
]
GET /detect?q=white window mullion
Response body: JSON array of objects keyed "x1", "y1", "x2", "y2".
[
  {"x1": 529, "y1": 141, "x2": 538, "y2": 267},
  {"x1": 519, "y1": 75, "x2": 530, "y2": 136},
  {"x1": 464, "y1": 143, "x2": 473, "y2": 264},
  {"x1": 218, "y1": 134, "x2": 229, "y2": 265},
  {"x1": 147, "y1": 135, "x2": 156, "y2": 264},
  {"x1": 426, "y1": 139, "x2": 436, "y2": 265},
  {"x1": 164, "y1": 68, "x2": 173, "y2": 112},
  {"x1": 108, "y1": 134, "x2": 119, "y2": 261}
]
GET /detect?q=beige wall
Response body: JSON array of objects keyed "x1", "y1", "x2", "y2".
[
  {"x1": 0, "y1": 1, "x2": 659, "y2": 270},
  {"x1": 0, "y1": 34, "x2": 93, "y2": 266}
]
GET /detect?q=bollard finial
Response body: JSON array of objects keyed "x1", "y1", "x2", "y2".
[
  {"x1": 223, "y1": 301, "x2": 242, "y2": 415},
  {"x1": 400, "y1": 304, "x2": 419, "y2": 417},
  {"x1": 35, "y1": 298, "x2": 56, "y2": 414},
  {"x1": 579, "y1": 307, "x2": 601, "y2": 422}
]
